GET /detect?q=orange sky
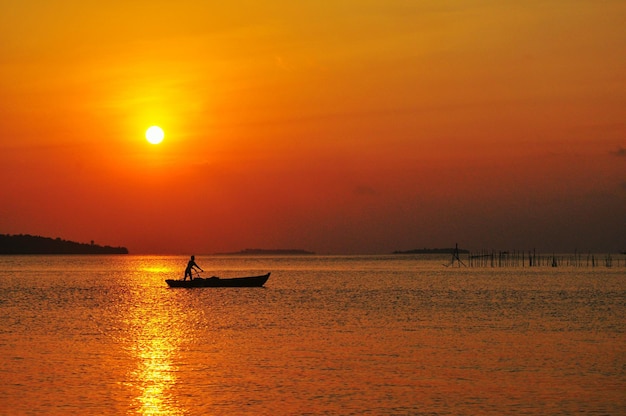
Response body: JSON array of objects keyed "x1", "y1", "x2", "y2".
[{"x1": 1, "y1": 1, "x2": 624, "y2": 254}]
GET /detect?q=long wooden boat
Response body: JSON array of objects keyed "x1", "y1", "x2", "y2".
[{"x1": 165, "y1": 273, "x2": 270, "y2": 288}]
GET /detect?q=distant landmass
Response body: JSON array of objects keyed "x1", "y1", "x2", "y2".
[
  {"x1": 217, "y1": 248, "x2": 315, "y2": 255},
  {"x1": 393, "y1": 247, "x2": 469, "y2": 254},
  {"x1": 0, "y1": 234, "x2": 129, "y2": 254}
]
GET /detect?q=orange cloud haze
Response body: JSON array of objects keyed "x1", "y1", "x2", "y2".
[{"x1": 1, "y1": 1, "x2": 624, "y2": 253}]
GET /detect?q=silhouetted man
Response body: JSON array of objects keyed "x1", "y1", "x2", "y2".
[{"x1": 184, "y1": 255, "x2": 203, "y2": 280}]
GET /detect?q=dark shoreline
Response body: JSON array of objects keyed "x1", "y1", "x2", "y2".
[{"x1": 0, "y1": 234, "x2": 128, "y2": 255}]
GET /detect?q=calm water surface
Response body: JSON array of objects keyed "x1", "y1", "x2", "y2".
[{"x1": 0, "y1": 255, "x2": 624, "y2": 415}]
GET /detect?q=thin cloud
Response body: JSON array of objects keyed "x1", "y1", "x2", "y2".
[
  {"x1": 610, "y1": 146, "x2": 626, "y2": 157},
  {"x1": 354, "y1": 185, "x2": 377, "y2": 196}
]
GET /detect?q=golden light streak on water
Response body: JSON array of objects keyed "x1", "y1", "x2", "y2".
[
  {"x1": 124, "y1": 266, "x2": 187, "y2": 415},
  {"x1": 132, "y1": 320, "x2": 181, "y2": 415}
]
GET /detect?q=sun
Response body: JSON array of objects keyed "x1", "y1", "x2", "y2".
[{"x1": 145, "y1": 126, "x2": 164, "y2": 144}]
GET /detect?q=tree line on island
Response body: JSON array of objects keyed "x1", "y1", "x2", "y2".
[
  {"x1": 216, "y1": 248, "x2": 316, "y2": 255},
  {"x1": 393, "y1": 247, "x2": 469, "y2": 254},
  {"x1": 0, "y1": 234, "x2": 128, "y2": 254},
  {"x1": 219, "y1": 247, "x2": 469, "y2": 255},
  {"x1": 0, "y1": 235, "x2": 465, "y2": 256}
]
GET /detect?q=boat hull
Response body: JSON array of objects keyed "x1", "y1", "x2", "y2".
[{"x1": 165, "y1": 273, "x2": 270, "y2": 288}]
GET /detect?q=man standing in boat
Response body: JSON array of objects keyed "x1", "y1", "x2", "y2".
[{"x1": 184, "y1": 255, "x2": 203, "y2": 280}]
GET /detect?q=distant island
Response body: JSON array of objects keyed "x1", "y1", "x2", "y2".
[
  {"x1": 217, "y1": 248, "x2": 315, "y2": 255},
  {"x1": 0, "y1": 234, "x2": 129, "y2": 254},
  {"x1": 393, "y1": 247, "x2": 469, "y2": 254}
]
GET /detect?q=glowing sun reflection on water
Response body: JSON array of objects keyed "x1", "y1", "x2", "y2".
[
  {"x1": 132, "y1": 328, "x2": 180, "y2": 415},
  {"x1": 125, "y1": 270, "x2": 186, "y2": 415}
]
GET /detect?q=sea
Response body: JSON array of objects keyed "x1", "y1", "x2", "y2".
[{"x1": 0, "y1": 254, "x2": 624, "y2": 415}]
